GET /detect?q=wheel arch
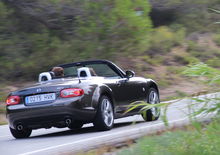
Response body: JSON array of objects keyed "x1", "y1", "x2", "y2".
[
  {"x1": 146, "y1": 80, "x2": 160, "y2": 101},
  {"x1": 92, "y1": 85, "x2": 115, "y2": 111},
  {"x1": 100, "y1": 92, "x2": 115, "y2": 111}
]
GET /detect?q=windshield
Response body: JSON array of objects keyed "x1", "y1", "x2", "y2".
[{"x1": 59, "y1": 63, "x2": 121, "y2": 78}]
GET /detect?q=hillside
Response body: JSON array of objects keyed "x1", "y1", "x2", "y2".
[{"x1": 0, "y1": 0, "x2": 220, "y2": 100}]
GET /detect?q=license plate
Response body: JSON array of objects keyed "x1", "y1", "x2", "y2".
[{"x1": 25, "y1": 93, "x2": 56, "y2": 104}]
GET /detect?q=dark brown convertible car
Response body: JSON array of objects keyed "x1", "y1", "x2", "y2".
[{"x1": 6, "y1": 60, "x2": 160, "y2": 138}]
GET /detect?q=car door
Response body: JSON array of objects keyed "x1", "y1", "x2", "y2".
[{"x1": 113, "y1": 77, "x2": 145, "y2": 113}]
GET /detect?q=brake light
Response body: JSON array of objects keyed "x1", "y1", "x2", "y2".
[
  {"x1": 60, "y1": 88, "x2": 84, "y2": 98},
  {"x1": 6, "y1": 96, "x2": 21, "y2": 105}
]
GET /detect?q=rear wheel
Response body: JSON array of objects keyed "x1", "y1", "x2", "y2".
[
  {"x1": 93, "y1": 96, "x2": 114, "y2": 131},
  {"x1": 142, "y1": 88, "x2": 160, "y2": 121},
  {"x1": 9, "y1": 127, "x2": 32, "y2": 139}
]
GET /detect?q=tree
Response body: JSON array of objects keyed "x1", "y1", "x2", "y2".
[
  {"x1": 73, "y1": 0, "x2": 152, "y2": 58},
  {"x1": 0, "y1": 0, "x2": 152, "y2": 81}
]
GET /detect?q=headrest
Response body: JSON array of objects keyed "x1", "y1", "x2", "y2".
[
  {"x1": 77, "y1": 67, "x2": 92, "y2": 78},
  {"x1": 38, "y1": 72, "x2": 52, "y2": 82}
]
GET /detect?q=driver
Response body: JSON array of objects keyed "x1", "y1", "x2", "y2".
[
  {"x1": 51, "y1": 67, "x2": 64, "y2": 77},
  {"x1": 89, "y1": 68, "x2": 97, "y2": 76}
]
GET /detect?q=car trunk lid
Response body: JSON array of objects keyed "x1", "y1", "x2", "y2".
[{"x1": 10, "y1": 79, "x2": 80, "y2": 106}]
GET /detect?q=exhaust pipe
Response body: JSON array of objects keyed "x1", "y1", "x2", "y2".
[
  {"x1": 17, "y1": 124, "x2": 23, "y2": 131},
  {"x1": 65, "y1": 118, "x2": 72, "y2": 126}
]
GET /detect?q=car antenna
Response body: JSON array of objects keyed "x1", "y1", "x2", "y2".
[
  {"x1": 76, "y1": 63, "x2": 82, "y2": 83},
  {"x1": 77, "y1": 74, "x2": 81, "y2": 83}
]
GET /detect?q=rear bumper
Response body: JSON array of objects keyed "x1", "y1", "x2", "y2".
[{"x1": 6, "y1": 99, "x2": 96, "y2": 129}]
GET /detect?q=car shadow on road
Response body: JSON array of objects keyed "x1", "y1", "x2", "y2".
[{"x1": 30, "y1": 120, "x2": 145, "y2": 139}]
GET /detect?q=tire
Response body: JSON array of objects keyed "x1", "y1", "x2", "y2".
[
  {"x1": 10, "y1": 127, "x2": 32, "y2": 139},
  {"x1": 68, "y1": 121, "x2": 84, "y2": 130},
  {"x1": 93, "y1": 96, "x2": 114, "y2": 131},
  {"x1": 142, "y1": 87, "x2": 160, "y2": 121}
]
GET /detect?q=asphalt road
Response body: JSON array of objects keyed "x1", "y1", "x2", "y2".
[{"x1": 0, "y1": 93, "x2": 218, "y2": 155}]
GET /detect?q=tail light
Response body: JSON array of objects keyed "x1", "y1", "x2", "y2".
[
  {"x1": 60, "y1": 88, "x2": 84, "y2": 98},
  {"x1": 6, "y1": 96, "x2": 21, "y2": 105}
]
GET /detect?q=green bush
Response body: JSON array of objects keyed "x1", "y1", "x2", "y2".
[
  {"x1": 206, "y1": 57, "x2": 220, "y2": 68},
  {"x1": 213, "y1": 33, "x2": 220, "y2": 46},
  {"x1": 186, "y1": 41, "x2": 220, "y2": 62},
  {"x1": 147, "y1": 26, "x2": 185, "y2": 54},
  {"x1": 0, "y1": 92, "x2": 7, "y2": 102},
  {"x1": 75, "y1": 0, "x2": 152, "y2": 57},
  {"x1": 140, "y1": 55, "x2": 165, "y2": 65},
  {"x1": 174, "y1": 55, "x2": 199, "y2": 65},
  {"x1": 167, "y1": 66, "x2": 186, "y2": 75},
  {"x1": 118, "y1": 118, "x2": 220, "y2": 155}
]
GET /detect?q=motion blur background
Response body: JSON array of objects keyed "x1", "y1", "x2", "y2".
[{"x1": 1, "y1": 0, "x2": 220, "y2": 123}]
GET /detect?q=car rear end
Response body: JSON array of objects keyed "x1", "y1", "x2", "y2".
[{"x1": 6, "y1": 82, "x2": 96, "y2": 137}]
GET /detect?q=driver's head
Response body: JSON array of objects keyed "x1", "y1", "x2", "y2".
[
  {"x1": 52, "y1": 67, "x2": 64, "y2": 77},
  {"x1": 89, "y1": 68, "x2": 97, "y2": 76}
]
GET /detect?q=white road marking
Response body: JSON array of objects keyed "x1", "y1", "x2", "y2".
[
  {"x1": 18, "y1": 117, "x2": 189, "y2": 155},
  {"x1": 0, "y1": 135, "x2": 10, "y2": 138}
]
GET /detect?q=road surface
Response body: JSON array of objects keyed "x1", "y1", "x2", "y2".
[{"x1": 0, "y1": 93, "x2": 218, "y2": 155}]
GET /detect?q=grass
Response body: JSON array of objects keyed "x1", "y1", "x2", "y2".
[
  {"x1": 0, "y1": 106, "x2": 6, "y2": 113},
  {"x1": 162, "y1": 91, "x2": 188, "y2": 101},
  {"x1": 0, "y1": 91, "x2": 7, "y2": 103},
  {"x1": 0, "y1": 105, "x2": 7, "y2": 125},
  {"x1": 0, "y1": 90, "x2": 7, "y2": 125},
  {"x1": 0, "y1": 121, "x2": 7, "y2": 125},
  {"x1": 0, "y1": 92, "x2": 6, "y2": 114},
  {"x1": 117, "y1": 118, "x2": 220, "y2": 155},
  {"x1": 213, "y1": 33, "x2": 220, "y2": 46}
]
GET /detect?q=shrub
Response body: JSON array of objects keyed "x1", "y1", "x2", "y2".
[
  {"x1": 118, "y1": 118, "x2": 220, "y2": 155},
  {"x1": 206, "y1": 57, "x2": 220, "y2": 68},
  {"x1": 213, "y1": 33, "x2": 220, "y2": 46},
  {"x1": 147, "y1": 26, "x2": 185, "y2": 54},
  {"x1": 174, "y1": 55, "x2": 200, "y2": 65}
]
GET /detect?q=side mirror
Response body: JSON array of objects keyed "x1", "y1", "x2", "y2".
[{"x1": 125, "y1": 70, "x2": 135, "y2": 78}]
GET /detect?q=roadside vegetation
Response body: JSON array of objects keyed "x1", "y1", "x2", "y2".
[
  {"x1": 118, "y1": 118, "x2": 220, "y2": 155},
  {"x1": 0, "y1": 0, "x2": 220, "y2": 97}
]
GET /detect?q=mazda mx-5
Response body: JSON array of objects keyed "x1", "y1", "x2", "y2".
[{"x1": 6, "y1": 60, "x2": 160, "y2": 138}]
